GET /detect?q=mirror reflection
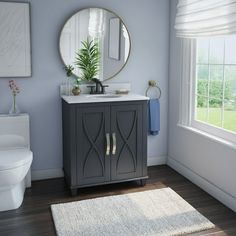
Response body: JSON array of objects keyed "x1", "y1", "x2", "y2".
[{"x1": 59, "y1": 8, "x2": 131, "y2": 81}]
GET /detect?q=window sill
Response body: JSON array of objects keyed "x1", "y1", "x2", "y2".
[{"x1": 177, "y1": 123, "x2": 236, "y2": 151}]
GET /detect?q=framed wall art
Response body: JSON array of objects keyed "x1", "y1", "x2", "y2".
[{"x1": 0, "y1": 2, "x2": 31, "y2": 77}]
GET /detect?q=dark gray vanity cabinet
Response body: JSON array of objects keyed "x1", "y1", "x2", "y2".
[{"x1": 62, "y1": 100, "x2": 148, "y2": 196}]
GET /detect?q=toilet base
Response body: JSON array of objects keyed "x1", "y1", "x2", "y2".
[{"x1": 0, "y1": 180, "x2": 25, "y2": 211}]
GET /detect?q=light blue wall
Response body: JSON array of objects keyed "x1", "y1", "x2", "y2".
[{"x1": 0, "y1": 0, "x2": 170, "y2": 171}]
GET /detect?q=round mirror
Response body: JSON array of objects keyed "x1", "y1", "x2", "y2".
[{"x1": 59, "y1": 8, "x2": 131, "y2": 81}]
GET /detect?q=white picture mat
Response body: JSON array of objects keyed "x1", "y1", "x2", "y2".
[
  {"x1": 109, "y1": 17, "x2": 120, "y2": 60},
  {"x1": 0, "y1": 2, "x2": 31, "y2": 77}
]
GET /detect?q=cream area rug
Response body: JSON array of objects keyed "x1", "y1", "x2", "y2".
[{"x1": 51, "y1": 188, "x2": 214, "y2": 236}]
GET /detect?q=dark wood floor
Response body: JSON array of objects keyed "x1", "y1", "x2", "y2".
[{"x1": 0, "y1": 165, "x2": 236, "y2": 236}]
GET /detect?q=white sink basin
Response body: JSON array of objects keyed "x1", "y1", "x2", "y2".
[{"x1": 86, "y1": 94, "x2": 121, "y2": 99}]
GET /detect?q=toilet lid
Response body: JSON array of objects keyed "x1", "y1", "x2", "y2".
[{"x1": 0, "y1": 148, "x2": 32, "y2": 170}]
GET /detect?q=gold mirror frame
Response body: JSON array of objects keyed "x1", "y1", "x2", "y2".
[{"x1": 59, "y1": 7, "x2": 131, "y2": 82}]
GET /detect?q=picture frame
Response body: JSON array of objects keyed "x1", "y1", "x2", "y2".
[{"x1": 0, "y1": 1, "x2": 31, "y2": 77}]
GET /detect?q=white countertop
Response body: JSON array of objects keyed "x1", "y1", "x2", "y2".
[
  {"x1": 0, "y1": 113, "x2": 28, "y2": 117},
  {"x1": 61, "y1": 94, "x2": 149, "y2": 104}
]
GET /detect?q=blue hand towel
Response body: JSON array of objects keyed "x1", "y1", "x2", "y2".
[{"x1": 148, "y1": 99, "x2": 160, "y2": 136}]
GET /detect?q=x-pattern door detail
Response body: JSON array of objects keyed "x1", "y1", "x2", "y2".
[
  {"x1": 111, "y1": 104, "x2": 143, "y2": 181},
  {"x1": 76, "y1": 106, "x2": 110, "y2": 185}
]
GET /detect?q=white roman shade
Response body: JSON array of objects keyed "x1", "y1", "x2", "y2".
[{"x1": 175, "y1": 0, "x2": 236, "y2": 38}]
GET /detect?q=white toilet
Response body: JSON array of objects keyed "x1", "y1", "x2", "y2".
[{"x1": 0, "y1": 114, "x2": 33, "y2": 211}]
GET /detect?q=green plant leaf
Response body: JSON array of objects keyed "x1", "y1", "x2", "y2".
[{"x1": 74, "y1": 38, "x2": 100, "y2": 81}]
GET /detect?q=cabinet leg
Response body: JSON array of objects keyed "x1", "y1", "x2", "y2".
[
  {"x1": 71, "y1": 188, "x2": 77, "y2": 196},
  {"x1": 140, "y1": 179, "x2": 147, "y2": 187}
]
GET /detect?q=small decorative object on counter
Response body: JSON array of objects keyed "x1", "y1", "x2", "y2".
[
  {"x1": 9, "y1": 80, "x2": 20, "y2": 115},
  {"x1": 64, "y1": 64, "x2": 74, "y2": 95},
  {"x1": 116, "y1": 89, "x2": 130, "y2": 95},
  {"x1": 72, "y1": 78, "x2": 81, "y2": 96}
]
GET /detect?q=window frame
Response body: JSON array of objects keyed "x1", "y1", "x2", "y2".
[{"x1": 190, "y1": 37, "x2": 236, "y2": 144}]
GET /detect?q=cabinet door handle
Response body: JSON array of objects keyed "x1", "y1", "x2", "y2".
[
  {"x1": 106, "y1": 133, "x2": 110, "y2": 156},
  {"x1": 112, "y1": 132, "x2": 116, "y2": 155}
]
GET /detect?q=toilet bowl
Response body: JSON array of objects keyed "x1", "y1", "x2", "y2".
[
  {"x1": 0, "y1": 114, "x2": 33, "y2": 211},
  {"x1": 0, "y1": 148, "x2": 32, "y2": 211}
]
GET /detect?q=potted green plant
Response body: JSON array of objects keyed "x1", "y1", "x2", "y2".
[
  {"x1": 75, "y1": 38, "x2": 100, "y2": 82},
  {"x1": 64, "y1": 64, "x2": 74, "y2": 95},
  {"x1": 72, "y1": 78, "x2": 81, "y2": 96},
  {"x1": 64, "y1": 64, "x2": 74, "y2": 77}
]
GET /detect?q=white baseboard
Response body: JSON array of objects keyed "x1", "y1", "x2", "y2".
[
  {"x1": 31, "y1": 156, "x2": 167, "y2": 181},
  {"x1": 32, "y1": 168, "x2": 64, "y2": 181},
  {"x1": 148, "y1": 156, "x2": 167, "y2": 166},
  {"x1": 167, "y1": 156, "x2": 236, "y2": 212}
]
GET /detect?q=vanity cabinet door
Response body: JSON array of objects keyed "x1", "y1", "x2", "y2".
[
  {"x1": 76, "y1": 105, "x2": 110, "y2": 185},
  {"x1": 110, "y1": 104, "x2": 143, "y2": 181}
]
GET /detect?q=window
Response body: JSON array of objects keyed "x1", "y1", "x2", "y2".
[{"x1": 192, "y1": 35, "x2": 236, "y2": 141}]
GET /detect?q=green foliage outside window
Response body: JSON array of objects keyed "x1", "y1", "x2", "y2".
[
  {"x1": 196, "y1": 64, "x2": 236, "y2": 110},
  {"x1": 197, "y1": 80, "x2": 234, "y2": 108},
  {"x1": 196, "y1": 37, "x2": 236, "y2": 133}
]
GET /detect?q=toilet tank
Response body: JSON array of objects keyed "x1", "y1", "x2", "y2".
[{"x1": 0, "y1": 114, "x2": 30, "y2": 149}]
